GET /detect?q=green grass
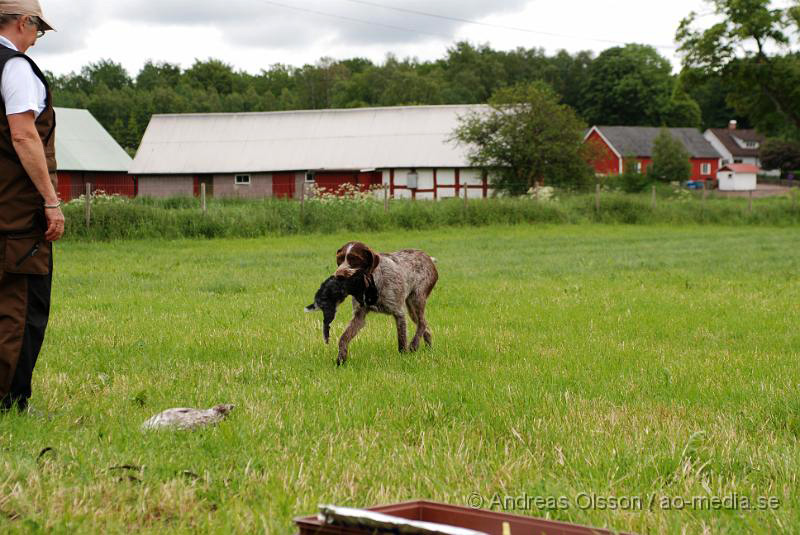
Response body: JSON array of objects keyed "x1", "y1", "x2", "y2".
[
  {"x1": 61, "y1": 192, "x2": 800, "y2": 241},
  {"x1": 1, "y1": 224, "x2": 799, "y2": 534}
]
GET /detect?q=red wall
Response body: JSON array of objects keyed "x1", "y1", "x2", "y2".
[
  {"x1": 586, "y1": 130, "x2": 620, "y2": 175},
  {"x1": 58, "y1": 171, "x2": 135, "y2": 201},
  {"x1": 624, "y1": 157, "x2": 718, "y2": 180},
  {"x1": 272, "y1": 173, "x2": 296, "y2": 199},
  {"x1": 690, "y1": 158, "x2": 719, "y2": 181}
]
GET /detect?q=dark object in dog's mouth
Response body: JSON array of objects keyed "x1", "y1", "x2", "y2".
[{"x1": 305, "y1": 274, "x2": 378, "y2": 343}]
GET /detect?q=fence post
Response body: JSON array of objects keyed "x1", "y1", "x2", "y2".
[
  {"x1": 384, "y1": 184, "x2": 389, "y2": 213},
  {"x1": 463, "y1": 183, "x2": 469, "y2": 211},
  {"x1": 300, "y1": 181, "x2": 305, "y2": 219},
  {"x1": 84, "y1": 182, "x2": 91, "y2": 228},
  {"x1": 651, "y1": 184, "x2": 656, "y2": 209},
  {"x1": 200, "y1": 183, "x2": 207, "y2": 215},
  {"x1": 749, "y1": 189, "x2": 753, "y2": 214},
  {"x1": 595, "y1": 183, "x2": 600, "y2": 214}
]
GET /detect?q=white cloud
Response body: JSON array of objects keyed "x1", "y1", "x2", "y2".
[
  {"x1": 27, "y1": 0, "x2": 712, "y2": 76},
  {"x1": 110, "y1": 0, "x2": 529, "y2": 47},
  {"x1": 28, "y1": 0, "x2": 106, "y2": 56}
]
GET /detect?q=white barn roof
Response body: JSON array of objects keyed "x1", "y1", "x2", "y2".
[
  {"x1": 129, "y1": 105, "x2": 485, "y2": 175},
  {"x1": 54, "y1": 107, "x2": 132, "y2": 172}
]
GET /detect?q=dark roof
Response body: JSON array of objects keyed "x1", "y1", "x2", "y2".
[
  {"x1": 594, "y1": 126, "x2": 721, "y2": 159},
  {"x1": 707, "y1": 128, "x2": 765, "y2": 157}
]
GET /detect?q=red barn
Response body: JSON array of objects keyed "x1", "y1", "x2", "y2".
[
  {"x1": 55, "y1": 107, "x2": 133, "y2": 201},
  {"x1": 584, "y1": 126, "x2": 721, "y2": 181}
]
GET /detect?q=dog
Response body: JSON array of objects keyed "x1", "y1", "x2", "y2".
[
  {"x1": 305, "y1": 275, "x2": 378, "y2": 344},
  {"x1": 332, "y1": 241, "x2": 438, "y2": 365}
]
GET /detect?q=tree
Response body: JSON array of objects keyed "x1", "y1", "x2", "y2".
[
  {"x1": 650, "y1": 128, "x2": 691, "y2": 182},
  {"x1": 679, "y1": 67, "x2": 749, "y2": 129},
  {"x1": 759, "y1": 139, "x2": 800, "y2": 173},
  {"x1": 663, "y1": 77, "x2": 702, "y2": 128},
  {"x1": 542, "y1": 50, "x2": 594, "y2": 112},
  {"x1": 677, "y1": 0, "x2": 800, "y2": 138},
  {"x1": 580, "y1": 44, "x2": 683, "y2": 126},
  {"x1": 136, "y1": 61, "x2": 181, "y2": 91},
  {"x1": 453, "y1": 82, "x2": 593, "y2": 194},
  {"x1": 439, "y1": 42, "x2": 507, "y2": 103},
  {"x1": 294, "y1": 58, "x2": 350, "y2": 109},
  {"x1": 80, "y1": 59, "x2": 131, "y2": 92},
  {"x1": 184, "y1": 59, "x2": 237, "y2": 95}
]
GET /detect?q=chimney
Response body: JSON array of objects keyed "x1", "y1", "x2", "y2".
[{"x1": 728, "y1": 120, "x2": 738, "y2": 130}]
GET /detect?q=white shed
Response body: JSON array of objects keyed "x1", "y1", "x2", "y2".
[{"x1": 717, "y1": 164, "x2": 759, "y2": 191}]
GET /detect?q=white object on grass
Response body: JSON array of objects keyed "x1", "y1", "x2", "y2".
[
  {"x1": 141, "y1": 404, "x2": 234, "y2": 431},
  {"x1": 318, "y1": 505, "x2": 489, "y2": 535}
]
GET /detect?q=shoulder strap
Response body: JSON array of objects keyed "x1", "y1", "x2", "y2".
[{"x1": 0, "y1": 45, "x2": 55, "y2": 144}]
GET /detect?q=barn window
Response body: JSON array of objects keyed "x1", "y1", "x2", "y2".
[
  {"x1": 635, "y1": 162, "x2": 642, "y2": 173},
  {"x1": 235, "y1": 174, "x2": 251, "y2": 185},
  {"x1": 701, "y1": 163, "x2": 711, "y2": 175}
]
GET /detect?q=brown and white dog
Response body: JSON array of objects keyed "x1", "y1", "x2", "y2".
[{"x1": 333, "y1": 241, "x2": 438, "y2": 365}]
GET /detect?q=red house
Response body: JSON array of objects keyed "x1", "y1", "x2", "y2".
[{"x1": 584, "y1": 126, "x2": 721, "y2": 181}]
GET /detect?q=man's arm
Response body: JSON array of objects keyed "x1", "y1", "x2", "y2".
[{"x1": 8, "y1": 110, "x2": 64, "y2": 241}]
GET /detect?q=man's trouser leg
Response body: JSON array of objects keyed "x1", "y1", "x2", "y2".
[{"x1": 0, "y1": 269, "x2": 51, "y2": 411}]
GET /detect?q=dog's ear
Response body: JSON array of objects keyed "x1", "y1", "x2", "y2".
[{"x1": 364, "y1": 246, "x2": 380, "y2": 275}]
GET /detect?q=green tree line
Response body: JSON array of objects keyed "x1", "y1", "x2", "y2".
[{"x1": 44, "y1": 41, "x2": 744, "y2": 154}]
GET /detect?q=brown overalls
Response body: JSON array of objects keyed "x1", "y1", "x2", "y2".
[{"x1": 0, "y1": 44, "x2": 57, "y2": 410}]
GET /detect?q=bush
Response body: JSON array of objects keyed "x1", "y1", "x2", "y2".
[
  {"x1": 60, "y1": 192, "x2": 800, "y2": 242},
  {"x1": 619, "y1": 170, "x2": 651, "y2": 193}
]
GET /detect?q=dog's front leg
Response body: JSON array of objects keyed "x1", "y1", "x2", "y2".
[
  {"x1": 394, "y1": 312, "x2": 408, "y2": 353},
  {"x1": 337, "y1": 308, "x2": 367, "y2": 366}
]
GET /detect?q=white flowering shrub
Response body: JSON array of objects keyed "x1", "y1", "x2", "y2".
[
  {"x1": 306, "y1": 182, "x2": 385, "y2": 204},
  {"x1": 527, "y1": 184, "x2": 557, "y2": 201},
  {"x1": 66, "y1": 189, "x2": 130, "y2": 206}
]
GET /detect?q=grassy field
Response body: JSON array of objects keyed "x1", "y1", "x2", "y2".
[{"x1": 1, "y1": 224, "x2": 799, "y2": 534}]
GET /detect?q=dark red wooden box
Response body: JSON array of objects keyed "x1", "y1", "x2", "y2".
[{"x1": 295, "y1": 500, "x2": 633, "y2": 535}]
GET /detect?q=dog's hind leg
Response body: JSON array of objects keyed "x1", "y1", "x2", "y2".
[
  {"x1": 337, "y1": 308, "x2": 367, "y2": 366},
  {"x1": 407, "y1": 294, "x2": 431, "y2": 351}
]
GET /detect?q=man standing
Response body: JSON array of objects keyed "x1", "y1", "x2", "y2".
[{"x1": 0, "y1": 0, "x2": 62, "y2": 413}]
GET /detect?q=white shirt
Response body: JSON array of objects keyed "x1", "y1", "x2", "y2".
[{"x1": 0, "y1": 35, "x2": 46, "y2": 118}]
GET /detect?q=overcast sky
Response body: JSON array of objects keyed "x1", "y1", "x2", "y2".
[{"x1": 23, "y1": 0, "x2": 789, "y2": 77}]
